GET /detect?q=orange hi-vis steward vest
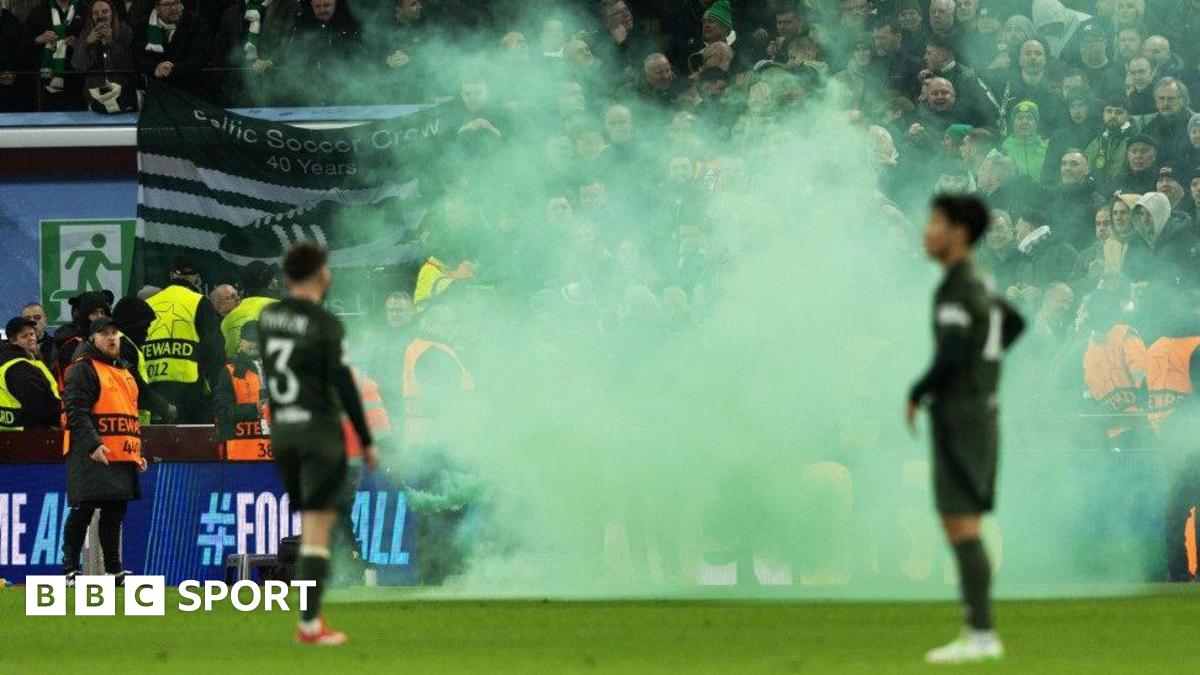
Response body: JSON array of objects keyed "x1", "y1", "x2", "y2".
[
  {"x1": 1145, "y1": 336, "x2": 1200, "y2": 432},
  {"x1": 65, "y1": 358, "x2": 142, "y2": 463},
  {"x1": 1083, "y1": 325, "x2": 1147, "y2": 436},
  {"x1": 402, "y1": 338, "x2": 474, "y2": 445},
  {"x1": 223, "y1": 363, "x2": 271, "y2": 461},
  {"x1": 342, "y1": 367, "x2": 391, "y2": 460}
]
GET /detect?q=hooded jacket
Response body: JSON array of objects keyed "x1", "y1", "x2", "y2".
[
  {"x1": 0, "y1": 342, "x2": 61, "y2": 429},
  {"x1": 1124, "y1": 192, "x2": 1200, "y2": 286},
  {"x1": 1031, "y1": 0, "x2": 1090, "y2": 59},
  {"x1": 63, "y1": 339, "x2": 143, "y2": 504},
  {"x1": 113, "y1": 295, "x2": 173, "y2": 420},
  {"x1": 1002, "y1": 133, "x2": 1050, "y2": 179},
  {"x1": 53, "y1": 290, "x2": 114, "y2": 381}
]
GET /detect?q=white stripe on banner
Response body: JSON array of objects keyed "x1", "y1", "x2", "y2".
[
  {"x1": 142, "y1": 187, "x2": 275, "y2": 226},
  {"x1": 139, "y1": 152, "x2": 390, "y2": 207}
]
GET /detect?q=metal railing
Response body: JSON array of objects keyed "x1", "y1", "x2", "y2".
[{"x1": 0, "y1": 65, "x2": 424, "y2": 113}]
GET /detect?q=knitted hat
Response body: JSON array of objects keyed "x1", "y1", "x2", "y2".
[
  {"x1": 703, "y1": 0, "x2": 733, "y2": 29},
  {"x1": 946, "y1": 124, "x2": 973, "y2": 143},
  {"x1": 1013, "y1": 99, "x2": 1040, "y2": 122},
  {"x1": 1128, "y1": 133, "x2": 1158, "y2": 149}
]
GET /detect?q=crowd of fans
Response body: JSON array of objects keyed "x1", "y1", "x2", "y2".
[{"x1": 4, "y1": 0, "x2": 1200, "y2": 452}]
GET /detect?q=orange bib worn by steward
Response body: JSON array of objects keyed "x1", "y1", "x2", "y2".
[
  {"x1": 223, "y1": 363, "x2": 272, "y2": 461},
  {"x1": 1145, "y1": 336, "x2": 1200, "y2": 433},
  {"x1": 1083, "y1": 324, "x2": 1147, "y2": 437},
  {"x1": 402, "y1": 338, "x2": 474, "y2": 446},
  {"x1": 64, "y1": 358, "x2": 142, "y2": 462},
  {"x1": 342, "y1": 367, "x2": 391, "y2": 460}
]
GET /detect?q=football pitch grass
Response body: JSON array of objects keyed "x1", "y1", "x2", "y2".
[{"x1": 2, "y1": 586, "x2": 1197, "y2": 673}]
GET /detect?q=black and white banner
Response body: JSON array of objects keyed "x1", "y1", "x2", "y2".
[{"x1": 134, "y1": 82, "x2": 445, "y2": 292}]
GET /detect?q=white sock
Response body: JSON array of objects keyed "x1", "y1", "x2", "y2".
[{"x1": 968, "y1": 627, "x2": 998, "y2": 643}]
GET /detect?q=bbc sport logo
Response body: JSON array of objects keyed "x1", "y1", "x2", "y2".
[{"x1": 25, "y1": 576, "x2": 315, "y2": 616}]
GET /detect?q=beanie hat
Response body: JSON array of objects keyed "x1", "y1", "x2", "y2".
[
  {"x1": 703, "y1": 0, "x2": 733, "y2": 30},
  {"x1": 71, "y1": 290, "x2": 114, "y2": 324},
  {"x1": 1013, "y1": 99, "x2": 1040, "y2": 122},
  {"x1": 946, "y1": 124, "x2": 973, "y2": 143}
]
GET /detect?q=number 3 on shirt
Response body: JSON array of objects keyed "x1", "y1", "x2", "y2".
[{"x1": 265, "y1": 337, "x2": 299, "y2": 404}]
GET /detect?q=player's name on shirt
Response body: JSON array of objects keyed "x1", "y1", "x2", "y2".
[{"x1": 260, "y1": 311, "x2": 311, "y2": 336}]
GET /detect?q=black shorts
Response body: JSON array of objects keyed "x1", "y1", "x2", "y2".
[
  {"x1": 930, "y1": 402, "x2": 998, "y2": 515},
  {"x1": 273, "y1": 430, "x2": 348, "y2": 511}
]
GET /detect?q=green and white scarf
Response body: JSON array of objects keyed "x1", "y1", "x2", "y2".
[
  {"x1": 144, "y1": 8, "x2": 178, "y2": 53},
  {"x1": 40, "y1": 0, "x2": 78, "y2": 93},
  {"x1": 243, "y1": 0, "x2": 273, "y2": 62}
]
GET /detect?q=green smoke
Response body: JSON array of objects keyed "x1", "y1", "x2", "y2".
[{"x1": 237, "y1": 3, "x2": 1167, "y2": 598}]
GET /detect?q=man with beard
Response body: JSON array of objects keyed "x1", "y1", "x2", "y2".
[
  {"x1": 61, "y1": 318, "x2": 147, "y2": 586},
  {"x1": 1084, "y1": 95, "x2": 1135, "y2": 193}
]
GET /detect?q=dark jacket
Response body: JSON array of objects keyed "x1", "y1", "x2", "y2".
[
  {"x1": 1042, "y1": 179, "x2": 1106, "y2": 250},
  {"x1": 282, "y1": 2, "x2": 361, "y2": 105},
  {"x1": 938, "y1": 61, "x2": 1000, "y2": 128},
  {"x1": 1124, "y1": 213, "x2": 1200, "y2": 287},
  {"x1": 1126, "y1": 85, "x2": 1156, "y2": 116},
  {"x1": 1140, "y1": 109, "x2": 1196, "y2": 164},
  {"x1": 53, "y1": 290, "x2": 114, "y2": 383},
  {"x1": 1014, "y1": 230, "x2": 1079, "y2": 288},
  {"x1": 133, "y1": 10, "x2": 212, "y2": 98},
  {"x1": 0, "y1": 342, "x2": 61, "y2": 428},
  {"x1": 1113, "y1": 165, "x2": 1160, "y2": 194},
  {"x1": 212, "y1": 353, "x2": 262, "y2": 441},
  {"x1": 63, "y1": 340, "x2": 143, "y2": 505},
  {"x1": 0, "y1": 9, "x2": 26, "y2": 111}
]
